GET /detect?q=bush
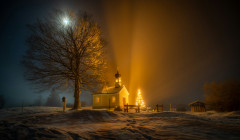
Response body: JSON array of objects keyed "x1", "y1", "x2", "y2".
[{"x1": 204, "y1": 80, "x2": 240, "y2": 112}]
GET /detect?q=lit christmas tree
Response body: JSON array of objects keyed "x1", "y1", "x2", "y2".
[{"x1": 136, "y1": 89, "x2": 145, "y2": 107}]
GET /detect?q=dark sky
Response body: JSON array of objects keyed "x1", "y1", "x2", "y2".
[{"x1": 0, "y1": 0, "x2": 239, "y2": 107}]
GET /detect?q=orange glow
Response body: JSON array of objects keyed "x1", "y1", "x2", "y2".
[
  {"x1": 136, "y1": 89, "x2": 145, "y2": 107},
  {"x1": 102, "y1": 1, "x2": 218, "y2": 105},
  {"x1": 96, "y1": 97, "x2": 100, "y2": 103},
  {"x1": 112, "y1": 96, "x2": 116, "y2": 103}
]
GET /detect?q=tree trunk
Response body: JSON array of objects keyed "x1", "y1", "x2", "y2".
[{"x1": 73, "y1": 78, "x2": 81, "y2": 109}]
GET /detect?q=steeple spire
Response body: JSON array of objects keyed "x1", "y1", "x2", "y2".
[{"x1": 115, "y1": 68, "x2": 121, "y2": 88}]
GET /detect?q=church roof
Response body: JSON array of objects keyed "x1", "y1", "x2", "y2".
[
  {"x1": 115, "y1": 70, "x2": 121, "y2": 78},
  {"x1": 188, "y1": 100, "x2": 205, "y2": 106},
  {"x1": 94, "y1": 85, "x2": 125, "y2": 94}
]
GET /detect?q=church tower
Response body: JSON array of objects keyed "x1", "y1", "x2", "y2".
[{"x1": 115, "y1": 70, "x2": 122, "y2": 88}]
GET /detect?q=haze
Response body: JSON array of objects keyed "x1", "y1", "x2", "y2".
[{"x1": 0, "y1": 0, "x2": 239, "y2": 107}]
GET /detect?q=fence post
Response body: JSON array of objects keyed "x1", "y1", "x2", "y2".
[
  {"x1": 156, "y1": 104, "x2": 159, "y2": 112},
  {"x1": 127, "y1": 103, "x2": 128, "y2": 112},
  {"x1": 62, "y1": 96, "x2": 67, "y2": 112},
  {"x1": 21, "y1": 101, "x2": 24, "y2": 113}
]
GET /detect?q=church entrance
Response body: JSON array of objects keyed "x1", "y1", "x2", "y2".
[{"x1": 123, "y1": 97, "x2": 126, "y2": 106}]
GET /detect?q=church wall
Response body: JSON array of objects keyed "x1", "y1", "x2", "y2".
[
  {"x1": 101, "y1": 94, "x2": 108, "y2": 106},
  {"x1": 93, "y1": 94, "x2": 119, "y2": 109},
  {"x1": 93, "y1": 95, "x2": 102, "y2": 107},
  {"x1": 116, "y1": 93, "x2": 120, "y2": 106},
  {"x1": 109, "y1": 94, "x2": 118, "y2": 108},
  {"x1": 119, "y1": 87, "x2": 129, "y2": 108}
]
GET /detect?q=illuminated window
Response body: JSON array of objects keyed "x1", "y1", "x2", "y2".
[
  {"x1": 112, "y1": 96, "x2": 116, "y2": 103},
  {"x1": 96, "y1": 97, "x2": 100, "y2": 103},
  {"x1": 116, "y1": 78, "x2": 121, "y2": 83}
]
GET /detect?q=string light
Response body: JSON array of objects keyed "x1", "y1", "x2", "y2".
[{"x1": 136, "y1": 89, "x2": 145, "y2": 107}]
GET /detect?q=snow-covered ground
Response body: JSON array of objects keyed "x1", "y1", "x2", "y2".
[{"x1": 0, "y1": 107, "x2": 240, "y2": 139}]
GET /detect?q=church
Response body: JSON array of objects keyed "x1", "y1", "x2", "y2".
[{"x1": 92, "y1": 70, "x2": 129, "y2": 109}]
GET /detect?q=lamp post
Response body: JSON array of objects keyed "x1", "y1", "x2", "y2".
[{"x1": 62, "y1": 96, "x2": 67, "y2": 112}]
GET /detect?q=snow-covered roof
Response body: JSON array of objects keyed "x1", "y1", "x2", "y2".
[
  {"x1": 188, "y1": 100, "x2": 205, "y2": 106},
  {"x1": 94, "y1": 85, "x2": 125, "y2": 94}
]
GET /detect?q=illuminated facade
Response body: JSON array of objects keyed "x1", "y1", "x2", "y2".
[
  {"x1": 92, "y1": 70, "x2": 129, "y2": 109},
  {"x1": 189, "y1": 101, "x2": 206, "y2": 112}
]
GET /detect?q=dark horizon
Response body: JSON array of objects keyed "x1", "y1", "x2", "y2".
[{"x1": 0, "y1": 0, "x2": 240, "y2": 108}]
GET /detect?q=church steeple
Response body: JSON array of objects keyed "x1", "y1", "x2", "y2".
[{"x1": 115, "y1": 70, "x2": 121, "y2": 88}]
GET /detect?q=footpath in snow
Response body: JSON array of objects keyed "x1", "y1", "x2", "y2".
[{"x1": 0, "y1": 107, "x2": 240, "y2": 139}]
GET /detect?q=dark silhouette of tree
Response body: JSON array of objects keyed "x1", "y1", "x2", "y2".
[
  {"x1": 0, "y1": 95, "x2": 5, "y2": 109},
  {"x1": 46, "y1": 89, "x2": 61, "y2": 107},
  {"x1": 204, "y1": 80, "x2": 240, "y2": 112},
  {"x1": 22, "y1": 10, "x2": 106, "y2": 109}
]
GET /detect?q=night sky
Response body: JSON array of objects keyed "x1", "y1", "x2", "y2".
[{"x1": 0, "y1": 0, "x2": 240, "y2": 107}]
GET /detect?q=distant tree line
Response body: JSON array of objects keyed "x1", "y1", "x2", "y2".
[
  {"x1": 46, "y1": 89, "x2": 61, "y2": 107},
  {"x1": 204, "y1": 80, "x2": 240, "y2": 112},
  {"x1": 31, "y1": 90, "x2": 88, "y2": 107}
]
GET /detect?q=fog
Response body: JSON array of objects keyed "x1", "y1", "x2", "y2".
[
  {"x1": 0, "y1": 0, "x2": 239, "y2": 107},
  {"x1": 101, "y1": 0, "x2": 240, "y2": 105}
]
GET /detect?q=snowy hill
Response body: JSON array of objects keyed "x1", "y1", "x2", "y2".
[{"x1": 0, "y1": 107, "x2": 240, "y2": 139}]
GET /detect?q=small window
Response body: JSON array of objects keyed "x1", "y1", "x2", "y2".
[
  {"x1": 112, "y1": 96, "x2": 116, "y2": 103},
  {"x1": 96, "y1": 97, "x2": 100, "y2": 103}
]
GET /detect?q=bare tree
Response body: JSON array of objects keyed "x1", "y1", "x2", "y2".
[
  {"x1": 22, "y1": 10, "x2": 106, "y2": 109},
  {"x1": 204, "y1": 80, "x2": 240, "y2": 112}
]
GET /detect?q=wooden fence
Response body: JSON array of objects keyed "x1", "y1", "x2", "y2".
[
  {"x1": 155, "y1": 104, "x2": 164, "y2": 112},
  {"x1": 170, "y1": 106, "x2": 176, "y2": 112},
  {"x1": 124, "y1": 104, "x2": 140, "y2": 113}
]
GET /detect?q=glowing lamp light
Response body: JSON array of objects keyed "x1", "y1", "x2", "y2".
[{"x1": 116, "y1": 78, "x2": 121, "y2": 83}]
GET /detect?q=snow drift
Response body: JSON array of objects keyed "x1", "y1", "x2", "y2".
[{"x1": 0, "y1": 107, "x2": 240, "y2": 139}]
